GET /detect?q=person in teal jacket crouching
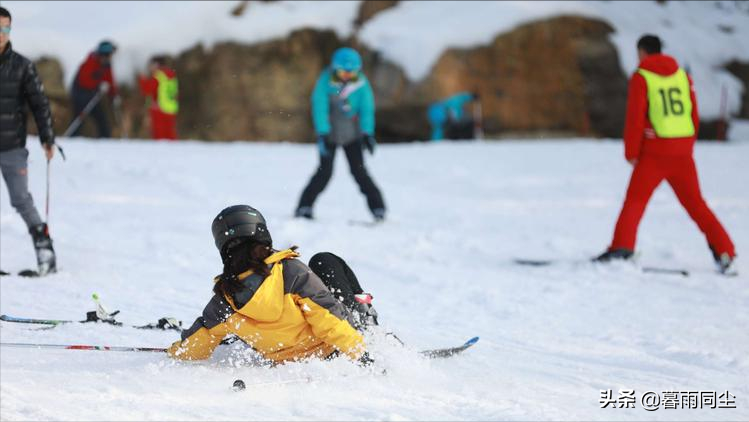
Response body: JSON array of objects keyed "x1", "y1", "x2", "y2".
[{"x1": 428, "y1": 91, "x2": 479, "y2": 141}]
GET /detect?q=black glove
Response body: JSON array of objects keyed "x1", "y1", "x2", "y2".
[
  {"x1": 358, "y1": 351, "x2": 375, "y2": 367},
  {"x1": 317, "y1": 135, "x2": 332, "y2": 157},
  {"x1": 361, "y1": 134, "x2": 376, "y2": 155}
]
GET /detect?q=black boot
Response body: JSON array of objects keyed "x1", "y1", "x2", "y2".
[
  {"x1": 29, "y1": 223, "x2": 57, "y2": 275},
  {"x1": 353, "y1": 293, "x2": 379, "y2": 328},
  {"x1": 372, "y1": 208, "x2": 386, "y2": 223},
  {"x1": 294, "y1": 206, "x2": 314, "y2": 220},
  {"x1": 593, "y1": 248, "x2": 633, "y2": 263},
  {"x1": 711, "y1": 247, "x2": 736, "y2": 275}
]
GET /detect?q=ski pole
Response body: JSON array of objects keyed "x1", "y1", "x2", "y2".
[
  {"x1": 0, "y1": 342, "x2": 167, "y2": 353},
  {"x1": 232, "y1": 370, "x2": 388, "y2": 392},
  {"x1": 44, "y1": 143, "x2": 66, "y2": 225},
  {"x1": 63, "y1": 83, "x2": 108, "y2": 137},
  {"x1": 45, "y1": 158, "x2": 50, "y2": 222}
]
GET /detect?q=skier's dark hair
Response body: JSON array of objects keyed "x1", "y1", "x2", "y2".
[
  {"x1": 213, "y1": 238, "x2": 274, "y2": 297},
  {"x1": 637, "y1": 34, "x2": 662, "y2": 55},
  {"x1": 0, "y1": 7, "x2": 11, "y2": 21},
  {"x1": 150, "y1": 55, "x2": 168, "y2": 67},
  {"x1": 213, "y1": 241, "x2": 299, "y2": 298}
]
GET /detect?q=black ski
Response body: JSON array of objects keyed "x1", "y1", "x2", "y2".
[
  {"x1": 0, "y1": 269, "x2": 49, "y2": 277},
  {"x1": 348, "y1": 219, "x2": 382, "y2": 228},
  {"x1": 513, "y1": 258, "x2": 555, "y2": 267},
  {"x1": 0, "y1": 313, "x2": 182, "y2": 331},
  {"x1": 513, "y1": 258, "x2": 690, "y2": 277},
  {"x1": 419, "y1": 336, "x2": 479, "y2": 359},
  {"x1": 18, "y1": 269, "x2": 41, "y2": 277},
  {"x1": 641, "y1": 267, "x2": 690, "y2": 277}
]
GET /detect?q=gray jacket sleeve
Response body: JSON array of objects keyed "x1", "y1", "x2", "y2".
[{"x1": 180, "y1": 294, "x2": 234, "y2": 341}]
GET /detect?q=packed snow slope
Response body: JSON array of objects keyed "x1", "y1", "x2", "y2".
[{"x1": 1, "y1": 138, "x2": 748, "y2": 421}]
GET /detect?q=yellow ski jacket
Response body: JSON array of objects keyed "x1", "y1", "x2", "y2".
[{"x1": 167, "y1": 249, "x2": 365, "y2": 363}]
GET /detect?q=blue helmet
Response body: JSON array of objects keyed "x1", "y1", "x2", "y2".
[
  {"x1": 331, "y1": 47, "x2": 362, "y2": 72},
  {"x1": 96, "y1": 40, "x2": 117, "y2": 56}
]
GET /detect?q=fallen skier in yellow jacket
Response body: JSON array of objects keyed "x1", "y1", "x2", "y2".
[{"x1": 167, "y1": 205, "x2": 378, "y2": 365}]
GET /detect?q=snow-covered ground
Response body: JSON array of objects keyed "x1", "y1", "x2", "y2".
[
  {"x1": 4, "y1": 1, "x2": 748, "y2": 119},
  {"x1": 1, "y1": 138, "x2": 747, "y2": 420},
  {"x1": 729, "y1": 119, "x2": 749, "y2": 143}
]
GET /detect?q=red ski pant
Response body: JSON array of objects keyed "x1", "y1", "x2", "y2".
[
  {"x1": 610, "y1": 154, "x2": 735, "y2": 257},
  {"x1": 150, "y1": 110, "x2": 177, "y2": 141}
]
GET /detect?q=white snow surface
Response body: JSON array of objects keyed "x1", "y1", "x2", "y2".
[
  {"x1": 4, "y1": 1, "x2": 749, "y2": 119},
  {"x1": 1, "y1": 138, "x2": 748, "y2": 420},
  {"x1": 728, "y1": 119, "x2": 749, "y2": 143}
]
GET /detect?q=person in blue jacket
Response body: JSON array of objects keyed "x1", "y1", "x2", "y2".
[
  {"x1": 427, "y1": 91, "x2": 479, "y2": 141},
  {"x1": 295, "y1": 47, "x2": 386, "y2": 222}
]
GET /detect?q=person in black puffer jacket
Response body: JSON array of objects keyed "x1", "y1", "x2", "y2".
[{"x1": 0, "y1": 6, "x2": 58, "y2": 276}]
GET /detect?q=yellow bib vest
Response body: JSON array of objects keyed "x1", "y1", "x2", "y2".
[
  {"x1": 637, "y1": 68, "x2": 695, "y2": 138},
  {"x1": 154, "y1": 70, "x2": 179, "y2": 115}
]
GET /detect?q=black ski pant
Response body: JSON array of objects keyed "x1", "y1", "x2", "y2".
[
  {"x1": 297, "y1": 142, "x2": 385, "y2": 214},
  {"x1": 308, "y1": 252, "x2": 365, "y2": 313},
  {"x1": 71, "y1": 86, "x2": 110, "y2": 138}
]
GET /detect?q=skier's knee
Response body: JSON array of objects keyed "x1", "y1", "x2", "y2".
[
  {"x1": 10, "y1": 194, "x2": 32, "y2": 212},
  {"x1": 316, "y1": 168, "x2": 334, "y2": 182},
  {"x1": 309, "y1": 252, "x2": 340, "y2": 270}
]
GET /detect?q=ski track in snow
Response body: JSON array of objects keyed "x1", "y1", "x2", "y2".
[{"x1": 1, "y1": 138, "x2": 748, "y2": 420}]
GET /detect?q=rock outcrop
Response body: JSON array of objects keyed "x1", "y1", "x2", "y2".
[
  {"x1": 170, "y1": 29, "x2": 339, "y2": 141},
  {"x1": 418, "y1": 16, "x2": 627, "y2": 138},
  {"x1": 353, "y1": 0, "x2": 399, "y2": 32}
]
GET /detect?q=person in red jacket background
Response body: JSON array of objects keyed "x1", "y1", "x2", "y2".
[
  {"x1": 595, "y1": 34, "x2": 736, "y2": 274},
  {"x1": 138, "y1": 55, "x2": 178, "y2": 140},
  {"x1": 69, "y1": 40, "x2": 119, "y2": 138}
]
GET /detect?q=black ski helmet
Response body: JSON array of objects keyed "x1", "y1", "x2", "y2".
[{"x1": 211, "y1": 205, "x2": 272, "y2": 258}]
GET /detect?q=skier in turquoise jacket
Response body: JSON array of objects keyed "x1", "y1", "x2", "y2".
[
  {"x1": 295, "y1": 47, "x2": 386, "y2": 222},
  {"x1": 428, "y1": 91, "x2": 479, "y2": 141}
]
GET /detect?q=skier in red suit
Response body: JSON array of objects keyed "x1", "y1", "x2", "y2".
[
  {"x1": 138, "y1": 56, "x2": 178, "y2": 140},
  {"x1": 69, "y1": 40, "x2": 119, "y2": 138},
  {"x1": 595, "y1": 34, "x2": 736, "y2": 274}
]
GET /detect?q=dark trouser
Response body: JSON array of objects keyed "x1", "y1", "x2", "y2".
[
  {"x1": 297, "y1": 142, "x2": 385, "y2": 215},
  {"x1": 71, "y1": 86, "x2": 110, "y2": 138},
  {"x1": 445, "y1": 118, "x2": 475, "y2": 140},
  {"x1": 308, "y1": 252, "x2": 365, "y2": 311},
  {"x1": 309, "y1": 252, "x2": 379, "y2": 334},
  {"x1": 0, "y1": 148, "x2": 43, "y2": 229}
]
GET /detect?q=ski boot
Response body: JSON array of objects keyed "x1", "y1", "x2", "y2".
[
  {"x1": 294, "y1": 206, "x2": 313, "y2": 220},
  {"x1": 593, "y1": 248, "x2": 633, "y2": 263},
  {"x1": 30, "y1": 223, "x2": 57, "y2": 276},
  {"x1": 712, "y1": 250, "x2": 737, "y2": 275},
  {"x1": 372, "y1": 208, "x2": 386, "y2": 223},
  {"x1": 353, "y1": 293, "x2": 379, "y2": 328}
]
